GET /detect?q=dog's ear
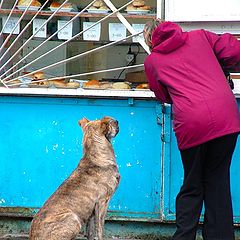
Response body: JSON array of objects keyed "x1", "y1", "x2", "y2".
[{"x1": 78, "y1": 118, "x2": 89, "y2": 129}]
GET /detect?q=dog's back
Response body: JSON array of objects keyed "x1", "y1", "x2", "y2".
[{"x1": 29, "y1": 117, "x2": 120, "y2": 240}]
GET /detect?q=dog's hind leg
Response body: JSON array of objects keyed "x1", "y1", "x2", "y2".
[{"x1": 31, "y1": 212, "x2": 82, "y2": 240}]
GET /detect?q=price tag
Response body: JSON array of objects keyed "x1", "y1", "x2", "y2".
[
  {"x1": 83, "y1": 22, "x2": 101, "y2": 41},
  {"x1": 2, "y1": 16, "x2": 20, "y2": 34},
  {"x1": 132, "y1": 24, "x2": 145, "y2": 43},
  {"x1": 58, "y1": 20, "x2": 73, "y2": 40},
  {"x1": 109, "y1": 23, "x2": 126, "y2": 41},
  {"x1": 33, "y1": 19, "x2": 47, "y2": 38}
]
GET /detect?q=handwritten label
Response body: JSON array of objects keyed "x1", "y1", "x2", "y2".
[
  {"x1": 109, "y1": 23, "x2": 126, "y2": 42},
  {"x1": 33, "y1": 19, "x2": 47, "y2": 38},
  {"x1": 58, "y1": 20, "x2": 73, "y2": 40},
  {"x1": 83, "y1": 22, "x2": 101, "y2": 41},
  {"x1": 132, "y1": 24, "x2": 145, "y2": 43},
  {"x1": 2, "y1": 16, "x2": 20, "y2": 34}
]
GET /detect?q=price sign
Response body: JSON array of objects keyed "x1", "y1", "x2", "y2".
[
  {"x1": 58, "y1": 20, "x2": 73, "y2": 40},
  {"x1": 33, "y1": 19, "x2": 47, "y2": 38},
  {"x1": 109, "y1": 23, "x2": 126, "y2": 42},
  {"x1": 132, "y1": 24, "x2": 145, "y2": 43},
  {"x1": 83, "y1": 22, "x2": 101, "y2": 41},
  {"x1": 2, "y1": 16, "x2": 20, "y2": 34}
]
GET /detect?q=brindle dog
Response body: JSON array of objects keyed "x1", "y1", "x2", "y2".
[{"x1": 29, "y1": 116, "x2": 120, "y2": 240}]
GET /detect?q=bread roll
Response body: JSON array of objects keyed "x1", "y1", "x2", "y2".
[
  {"x1": 132, "y1": 0, "x2": 145, "y2": 7},
  {"x1": 37, "y1": 81, "x2": 49, "y2": 87},
  {"x1": 49, "y1": 80, "x2": 65, "y2": 88},
  {"x1": 18, "y1": 0, "x2": 30, "y2": 6},
  {"x1": 138, "y1": 5, "x2": 151, "y2": 10},
  {"x1": 88, "y1": 6, "x2": 97, "y2": 10},
  {"x1": 18, "y1": 0, "x2": 41, "y2": 7},
  {"x1": 33, "y1": 80, "x2": 65, "y2": 88},
  {"x1": 126, "y1": 4, "x2": 137, "y2": 11},
  {"x1": 83, "y1": 79, "x2": 100, "y2": 89},
  {"x1": 112, "y1": 82, "x2": 131, "y2": 90},
  {"x1": 65, "y1": 81, "x2": 80, "y2": 89},
  {"x1": 99, "y1": 82, "x2": 112, "y2": 89},
  {"x1": 62, "y1": 2, "x2": 73, "y2": 8},
  {"x1": 99, "y1": 5, "x2": 109, "y2": 10},
  {"x1": 8, "y1": 79, "x2": 22, "y2": 87},
  {"x1": 33, "y1": 71, "x2": 45, "y2": 80},
  {"x1": 92, "y1": 0, "x2": 104, "y2": 8},
  {"x1": 31, "y1": 0, "x2": 41, "y2": 7},
  {"x1": 136, "y1": 83, "x2": 149, "y2": 89},
  {"x1": 50, "y1": 1, "x2": 61, "y2": 7}
]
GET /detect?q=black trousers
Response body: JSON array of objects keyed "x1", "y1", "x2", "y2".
[{"x1": 172, "y1": 133, "x2": 239, "y2": 240}]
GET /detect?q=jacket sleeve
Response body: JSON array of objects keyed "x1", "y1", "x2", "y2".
[
  {"x1": 144, "y1": 60, "x2": 172, "y2": 104},
  {"x1": 204, "y1": 30, "x2": 240, "y2": 72}
]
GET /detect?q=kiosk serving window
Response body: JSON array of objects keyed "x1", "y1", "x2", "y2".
[{"x1": 165, "y1": 0, "x2": 240, "y2": 22}]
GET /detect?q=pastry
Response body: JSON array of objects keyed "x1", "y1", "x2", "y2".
[
  {"x1": 18, "y1": 0, "x2": 41, "y2": 7},
  {"x1": 62, "y1": 2, "x2": 73, "y2": 8},
  {"x1": 83, "y1": 79, "x2": 100, "y2": 89},
  {"x1": 132, "y1": 0, "x2": 145, "y2": 7},
  {"x1": 65, "y1": 81, "x2": 80, "y2": 89},
  {"x1": 50, "y1": 1, "x2": 61, "y2": 8},
  {"x1": 93, "y1": 0, "x2": 105, "y2": 8},
  {"x1": 138, "y1": 5, "x2": 151, "y2": 10},
  {"x1": 99, "y1": 5, "x2": 109, "y2": 10},
  {"x1": 8, "y1": 79, "x2": 22, "y2": 87},
  {"x1": 112, "y1": 82, "x2": 131, "y2": 90},
  {"x1": 50, "y1": 2, "x2": 72, "y2": 9},
  {"x1": 31, "y1": 0, "x2": 41, "y2": 7},
  {"x1": 88, "y1": 6, "x2": 97, "y2": 10},
  {"x1": 136, "y1": 83, "x2": 149, "y2": 89},
  {"x1": 99, "y1": 82, "x2": 112, "y2": 89},
  {"x1": 126, "y1": 4, "x2": 137, "y2": 11},
  {"x1": 33, "y1": 71, "x2": 45, "y2": 80}
]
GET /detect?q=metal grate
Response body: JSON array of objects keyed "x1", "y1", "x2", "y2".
[{"x1": 0, "y1": 0, "x2": 151, "y2": 88}]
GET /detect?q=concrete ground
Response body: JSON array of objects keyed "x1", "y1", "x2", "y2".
[
  {"x1": 0, "y1": 237, "x2": 140, "y2": 240},
  {"x1": 0, "y1": 235, "x2": 142, "y2": 240}
]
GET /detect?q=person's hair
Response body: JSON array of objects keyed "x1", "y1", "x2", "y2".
[{"x1": 144, "y1": 19, "x2": 163, "y2": 49}]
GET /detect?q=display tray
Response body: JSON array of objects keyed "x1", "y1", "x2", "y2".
[
  {"x1": 49, "y1": 7, "x2": 74, "y2": 12},
  {"x1": 16, "y1": 6, "x2": 40, "y2": 11},
  {"x1": 86, "y1": 8, "x2": 110, "y2": 14},
  {"x1": 126, "y1": 10, "x2": 150, "y2": 15},
  {"x1": 82, "y1": 87, "x2": 129, "y2": 91},
  {"x1": 25, "y1": 84, "x2": 46, "y2": 88}
]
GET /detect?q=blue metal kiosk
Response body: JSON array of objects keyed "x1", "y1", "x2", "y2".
[{"x1": 0, "y1": 88, "x2": 239, "y2": 239}]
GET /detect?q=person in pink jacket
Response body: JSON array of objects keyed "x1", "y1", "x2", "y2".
[{"x1": 144, "y1": 19, "x2": 240, "y2": 240}]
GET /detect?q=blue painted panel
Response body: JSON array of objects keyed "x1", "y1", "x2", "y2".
[
  {"x1": 0, "y1": 96, "x2": 162, "y2": 219},
  {"x1": 163, "y1": 99, "x2": 240, "y2": 223}
]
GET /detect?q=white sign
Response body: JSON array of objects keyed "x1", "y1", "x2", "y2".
[
  {"x1": 58, "y1": 20, "x2": 73, "y2": 40},
  {"x1": 33, "y1": 19, "x2": 47, "y2": 38},
  {"x1": 2, "y1": 16, "x2": 20, "y2": 34},
  {"x1": 109, "y1": 23, "x2": 126, "y2": 42},
  {"x1": 83, "y1": 22, "x2": 101, "y2": 41},
  {"x1": 132, "y1": 24, "x2": 145, "y2": 43},
  {"x1": 165, "y1": 0, "x2": 240, "y2": 21}
]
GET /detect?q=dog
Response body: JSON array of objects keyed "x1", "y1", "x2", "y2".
[{"x1": 29, "y1": 116, "x2": 120, "y2": 240}]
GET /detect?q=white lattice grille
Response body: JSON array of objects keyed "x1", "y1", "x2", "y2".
[{"x1": 0, "y1": 0, "x2": 157, "y2": 89}]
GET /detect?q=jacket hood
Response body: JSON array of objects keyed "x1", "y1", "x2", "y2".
[{"x1": 152, "y1": 22, "x2": 187, "y2": 53}]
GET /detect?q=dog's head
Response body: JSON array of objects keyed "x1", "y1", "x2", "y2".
[{"x1": 78, "y1": 116, "x2": 119, "y2": 141}]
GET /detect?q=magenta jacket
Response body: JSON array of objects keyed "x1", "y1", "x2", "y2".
[{"x1": 144, "y1": 21, "x2": 240, "y2": 150}]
